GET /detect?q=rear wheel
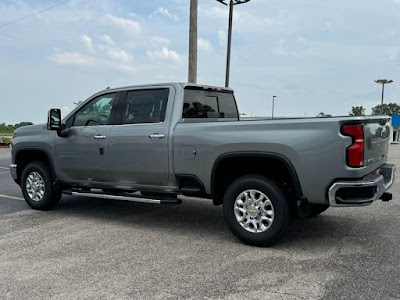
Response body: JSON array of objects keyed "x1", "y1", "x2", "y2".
[
  {"x1": 223, "y1": 175, "x2": 289, "y2": 247},
  {"x1": 21, "y1": 161, "x2": 62, "y2": 210}
]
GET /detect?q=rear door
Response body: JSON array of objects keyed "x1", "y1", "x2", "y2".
[
  {"x1": 363, "y1": 117, "x2": 391, "y2": 166},
  {"x1": 108, "y1": 87, "x2": 173, "y2": 186}
]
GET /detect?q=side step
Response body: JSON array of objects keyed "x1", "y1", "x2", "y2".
[{"x1": 64, "y1": 190, "x2": 182, "y2": 205}]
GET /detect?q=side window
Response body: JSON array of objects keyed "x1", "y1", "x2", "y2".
[
  {"x1": 122, "y1": 89, "x2": 169, "y2": 124},
  {"x1": 73, "y1": 93, "x2": 117, "y2": 127},
  {"x1": 183, "y1": 90, "x2": 238, "y2": 119}
]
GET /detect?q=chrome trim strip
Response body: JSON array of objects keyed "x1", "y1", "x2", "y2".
[
  {"x1": 149, "y1": 133, "x2": 165, "y2": 139},
  {"x1": 71, "y1": 192, "x2": 162, "y2": 204},
  {"x1": 93, "y1": 135, "x2": 107, "y2": 140},
  {"x1": 328, "y1": 164, "x2": 396, "y2": 207}
]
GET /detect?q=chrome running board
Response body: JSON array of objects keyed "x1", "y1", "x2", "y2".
[{"x1": 65, "y1": 190, "x2": 181, "y2": 205}]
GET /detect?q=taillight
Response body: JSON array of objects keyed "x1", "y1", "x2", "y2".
[{"x1": 341, "y1": 124, "x2": 364, "y2": 168}]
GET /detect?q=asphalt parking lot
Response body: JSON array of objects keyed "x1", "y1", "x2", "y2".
[{"x1": 0, "y1": 147, "x2": 399, "y2": 300}]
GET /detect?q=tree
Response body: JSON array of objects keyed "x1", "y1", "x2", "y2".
[
  {"x1": 349, "y1": 106, "x2": 365, "y2": 116},
  {"x1": 371, "y1": 103, "x2": 400, "y2": 116},
  {"x1": 14, "y1": 122, "x2": 34, "y2": 129}
]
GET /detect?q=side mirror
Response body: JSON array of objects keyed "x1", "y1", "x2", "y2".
[{"x1": 47, "y1": 109, "x2": 62, "y2": 130}]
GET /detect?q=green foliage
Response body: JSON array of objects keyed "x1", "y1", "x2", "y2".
[
  {"x1": 371, "y1": 103, "x2": 400, "y2": 116},
  {"x1": 92, "y1": 101, "x2": 112, "y2": 116},
  {"x1": 0, "y1": 122, "x2": 33, "y2": 135},
  {"x1": 2, "y1": 138, "x2": 11, "y2": 143},
  {"x1": 15, "y1": 122, "x2": 34, "y2": 128},
  {"x1": 349, "y1": 106, "x2": 365, "y2": 116}
]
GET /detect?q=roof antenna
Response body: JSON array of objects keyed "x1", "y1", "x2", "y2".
[{"x1": 105, "y1": 86, "x2": 110, "y2": 89}]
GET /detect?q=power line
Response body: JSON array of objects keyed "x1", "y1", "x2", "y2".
[{"x1": 0, "y1": 0, "x2": 72, "y2": 29}]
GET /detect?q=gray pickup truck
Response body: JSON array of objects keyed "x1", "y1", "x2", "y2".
[{"x1": 10, "y1": 83, "x2": 395, "y2": 246}]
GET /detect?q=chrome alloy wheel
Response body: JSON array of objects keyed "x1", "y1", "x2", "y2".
[
  {"x1": 26, "y1": 172, "x2": 45, "y2": 202},
  {"x1": 234, "y1": 189, "x2": 275, "y2": 233}
]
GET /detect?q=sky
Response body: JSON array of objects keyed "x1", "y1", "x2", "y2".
[{"x1": 1, "y1": 0, "x2": 400, "y2": 124}]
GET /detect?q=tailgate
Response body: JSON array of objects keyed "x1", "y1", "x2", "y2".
[{"x1": 363, "y1": 117, "x2": 391, "y2": 166}]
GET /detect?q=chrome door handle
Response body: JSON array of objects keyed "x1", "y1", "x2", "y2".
[
  {"x1": 93, "y1": 135, "x2": 107, "y2": 140},
  {"x1": 149, "y1": 133, "x2": 165, "y2": 139}
]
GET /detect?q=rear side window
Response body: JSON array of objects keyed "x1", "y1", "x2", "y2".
[
  {"x1": 122, "y1": 89, "x2": 169, "y2": 124},
  {"x1": 183, "y1": 89, "x2": 238, "y2": 120}
]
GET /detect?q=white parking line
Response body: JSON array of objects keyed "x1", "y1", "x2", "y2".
[
  {"x1": 0, "y1": 167, "x2": 9, "y2": 170},
  {"x1": 0, "y1": 194, "x2": 24, "y2": 201}
]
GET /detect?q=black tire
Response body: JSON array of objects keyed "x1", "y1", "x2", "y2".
[
  {"x1": 21, "y1": 161, "x2": 62, "y2": 211},
  {"x1": 223, "y1": 175, "x2": 289, "y2": 247},
  {"x1": 305, "y1": 204, "x2": 329, "y2": 218}
]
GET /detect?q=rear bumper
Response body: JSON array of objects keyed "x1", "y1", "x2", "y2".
[{"x1": 328, "y1": 164, "x2": 395, "y2": 207}]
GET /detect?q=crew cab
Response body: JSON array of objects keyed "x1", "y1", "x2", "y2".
[{"x1": 10, "y1": 83, "x2": 395, "y2": 246}]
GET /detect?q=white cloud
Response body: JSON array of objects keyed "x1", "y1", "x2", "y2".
[
  {"x1": 272, "y1": 38, "x2": 318, "y2": 57},
  {"x1": 100, "y1": 34, "x2": 115, "y2": 46},
  {"x1": 105, "y1": 14, "x2": 141, "y2": 34},
  {"x1": 151, "y1": 36, "x2": 170, "y2": 46},
  {"x1": 218, "y1": 27, "x2": 227, "y2": 47},
  {"x1": 81, "y1": 34, "x2": 94, "y2": 53},
  {"x1": 146, "y1": 47, "x2": 183, "y2": 64},
  {"x1": 48, "y1": 50, "x2": 94, "y2": 65},
  {"x1": 150, "y1": 7, "x2": 179, "y2": 21},
  {"x1": 198, "y1": 38, "x2": 212, "y2": 52},
  {"x1": 107, "y1": 47, "x2": 133, "y2": 63},
  {"x1": 3, "y1": 0, "x2": 400, "y2": 124}
]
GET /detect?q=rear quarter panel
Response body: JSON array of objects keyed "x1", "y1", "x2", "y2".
[{"x1": 173, "y1": 116, "x2": 388, "y2": 204}]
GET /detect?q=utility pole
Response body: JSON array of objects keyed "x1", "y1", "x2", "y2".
[
  {"x1": 216, "y1": 0, "x2": 251, "y2": 87},
  {"x1": 225, "y1": 1, "x2": 234, "y2": 88},
  {"x1": 188, "y1": 0, "x2": 198, "y2": 83},
  {"x1": 272, "y1": 96, "x2": 277, "y2": 119},
  {"x1": 375, "y1": 79, "x2": 393, "y2": 114}
]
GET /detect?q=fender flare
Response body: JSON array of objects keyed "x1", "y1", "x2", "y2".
[
  {"x1": 15, "y1": 147, "x2": 58, "y2": 183},
  {"x1": 210, "y1": 151, "x2": 303, "y2": 199}
]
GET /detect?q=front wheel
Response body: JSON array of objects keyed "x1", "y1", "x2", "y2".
[
  {"x1": 21, "y1": 161, "x2": 62, "y2": 211},
  {"x1": 223, "y1": 175, "x2": 289, "y2": 247}
]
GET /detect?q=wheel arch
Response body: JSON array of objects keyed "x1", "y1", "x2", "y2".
[
  {"x1": 211, "y1": 152, "x2": 303, "y2": 206},
  {"x1": 15, "y1": 147, "x2": 57, "y2": 184}
]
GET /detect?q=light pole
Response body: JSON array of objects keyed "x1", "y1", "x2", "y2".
[
  {"x1": 188, "y1": 0, "x2": 198, "y2": 83},
  {"x1": 375, "y1": 79, "x2": 393, "y2": 114},
  {"x1": 216, "y1": 0, "x2": 250, "y2": 87},
  {"x1": 272, "y1": 96, "x2": 277, "y2": 119}
]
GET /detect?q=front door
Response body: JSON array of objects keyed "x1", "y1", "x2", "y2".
[
  {"x1": 108, "y1": 88, "x2": 172, "y2": 187},
  {"x1": 55, "y1": 92, "x2": 119, "y2": 183}
]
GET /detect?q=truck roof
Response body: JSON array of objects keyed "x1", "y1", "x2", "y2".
[{"x1": 99, "y1": 82, "x2": 233, "y2": 94}]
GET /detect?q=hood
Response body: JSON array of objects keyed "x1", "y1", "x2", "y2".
[{"x1": 14, "y1": 124, "x2": 46, "y2": 134}]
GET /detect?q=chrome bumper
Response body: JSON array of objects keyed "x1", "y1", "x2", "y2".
[
  {"x1": 328, "y1": 164, "x2": 396, "y2": 207},
  {"x1": 10, "y1": 164, "x2": 17, "y2": 181}
]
